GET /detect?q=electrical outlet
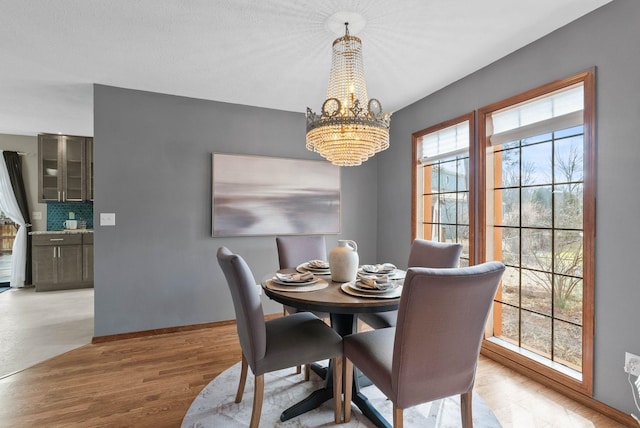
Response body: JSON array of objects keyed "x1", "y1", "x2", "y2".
[{"x1": 625, "y1": 352, "x2": 640, "y2": 376}]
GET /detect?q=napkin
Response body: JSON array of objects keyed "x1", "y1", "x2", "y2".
[
  {"x1": 362, "y1": 263, "x2": 397, "y2": 274},
  {"x1": 358, "y1": 274, "x2": 393, "y2": 290},
  {"x1": 308, "y1": 259, "x2": 330, "y2": 269},
  {"x1": 276, "y1": 272, "x2": 314, "y2": 282}
]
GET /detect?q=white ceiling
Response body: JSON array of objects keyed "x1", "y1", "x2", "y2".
[{"x1": 0, "y1": 0, "x2": 612, "y2": 137}]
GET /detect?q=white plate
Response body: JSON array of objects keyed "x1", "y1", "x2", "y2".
[
  {"x1": 360, "y1": 264, "x2": 397, "y2": 274},
  {"x1": 341, "y1": 283, "x2": 402, "y2": 299},
  {"x1": 357, "y1": 268, "x2": 405, "y2": 280},
  {"x1": 271, "y1": 277, "x2": 320, "y2": 286},
  {"x1": 296, "y1": 263, "x2": 331, "y2": 274},
  {"x1": 350, "y1": 281, "x2": 397, "y2": 294},
  {"x1": 264, "y1": 279, "x2": 329, "y2": 292}
]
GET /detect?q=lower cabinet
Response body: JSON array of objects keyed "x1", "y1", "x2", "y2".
[
  {"x1": 82, "y1": 234, "x2": 93, "y2": 283},
  {"x1": 32, "y1": 233, "x2": 93, "y2": 291}
]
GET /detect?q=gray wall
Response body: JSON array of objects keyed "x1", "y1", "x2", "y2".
[
  {"x1": 377, "y1": 0, "x2": 640, "y2": 416},
  {"x1": 0, "y1": 134, "x2": 47, "y2": 231},
  {"x1": 93, "y1": 85, "x2": 378, "y2": 337}
]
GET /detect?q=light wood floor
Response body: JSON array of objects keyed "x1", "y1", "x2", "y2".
[{"x1": 0, "y1": 323, "x2": 628, "y2": 428}]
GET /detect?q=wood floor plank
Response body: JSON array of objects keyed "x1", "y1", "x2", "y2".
[
  {"x1": 0, "y1": 323, "x2": 630, "y2": 427},
  {"x1": 0, "y1": 326, "x2": 241, "y2": 427}
]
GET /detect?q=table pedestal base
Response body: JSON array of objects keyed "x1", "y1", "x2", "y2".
[
  {"x1": 309, "y1": 362, "x2": 327, "y2": 379},
  {"x1": 278, "y1": 313, "x2": 391, "y2": 428},
  {"x1": 279, "y1": 387, "x2": 333, "y2": 421}
]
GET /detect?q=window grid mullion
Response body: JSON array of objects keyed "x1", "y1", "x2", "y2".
[
  {"x1": 550, "y1": 133, "x2": 556, "y2": 363},
  {"x1": 518, "y1": 143, "x2": 523, "y2": 349}
]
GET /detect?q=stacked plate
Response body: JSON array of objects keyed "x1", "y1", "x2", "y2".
[
  {"x1": 358, "y1": 263, "x2": 405, "y2": 280},
  {"x1": 360, "y1": 263, "x2": 397, "y2": 275},
  {"x1": 350, "y1": 273, "x2": 397, "y2": 293},
  {"x1": 296, "y1": 259, "x2": 331, "y2": 275},
  {"x1": 350, "y1": 282, "x2": 397, "y2": 294},
  {"x1": 341, "y1": 277, "x2": 401, "y2": 298},
  {"x1": 271, "y1": 272, "x2": 319, "y2": 286}
]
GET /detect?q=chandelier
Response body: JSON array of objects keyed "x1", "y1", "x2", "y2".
[{"x1": 306, "y1": 23, "x2": 391, "y2": 167}]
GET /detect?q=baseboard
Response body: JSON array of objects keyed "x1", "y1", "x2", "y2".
[
  {"x1": 91, "y1": 313, "x2": 283, "y2": 344},
  {"x1": 35, "y1": 282, "x2": 93, "y2": 292},
  {"x1": 481, "y1": 346, "x2": 638, "y2": 427}
]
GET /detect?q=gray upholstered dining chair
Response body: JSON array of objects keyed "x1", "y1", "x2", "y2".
[
  {"x1": 359, "y1": 239, "x2": 463, "y2": 329},
  {"x1": 276, "y1": 235, "x2": 329, "y2": 380},
  {"x1": 217, "y1": 246, "x2": 343, "y2": 427},
  {"x1": 276, "y1": 235, "x2": 328, "y2": 273},
  {"x1": 344, "y1": 262, "x2": 505, "y2": 428}
]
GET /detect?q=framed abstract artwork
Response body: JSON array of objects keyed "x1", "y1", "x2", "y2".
[{"x1": 212, "y1": 153, "x2": 340, "y2": 237}]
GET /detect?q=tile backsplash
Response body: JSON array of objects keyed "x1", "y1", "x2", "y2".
[{"x1": 47, "y1": 202, "x2": 94, "y2": 230}]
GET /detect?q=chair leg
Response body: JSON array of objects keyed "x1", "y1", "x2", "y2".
[
  {"x1": 332, "y1": 356, "x2": 343, "y2": 423},
  {"x1": 249, "y1": 374, "x2": 264, "y2": 428},
  {"x1": 235, "y1": 354, "x2": 248, "y2": 403},
  {"x1": 461, "y1": 390, "x2": 473, "y2": 428},
  {"x1": 392, "y1": 406, "x2": 403, "y2": 428},
  {"x1": 296, "y1": 365, "x2": 302, "y2": 374},
  {"x1": 304, "y1": 363, "x2": 311, "y2": 381},
  {"x1": 343, "y1": 357, "x2": 353, "y2": 422}
]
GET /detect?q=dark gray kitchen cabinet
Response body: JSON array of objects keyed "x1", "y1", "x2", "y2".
[
  {"x1": 86, "y1": 137, "x2": 94, "y2": 201},
  {"x1": 82, "y1": 233, "x2": 93, "y2": 282},
  {"x1": 32, "y1": 233, "x2": 93, "y2": 291},
  {"x1": 38, "y1": 134, "x2": 92, "y2": 202}
]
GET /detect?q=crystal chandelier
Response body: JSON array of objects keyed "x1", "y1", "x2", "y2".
[{"x1": 306, "y1": 23, "x2": 391, "y2": 166}]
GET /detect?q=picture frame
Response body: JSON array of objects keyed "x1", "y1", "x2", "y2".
[{"x1": 212, "y1": 153, "x2": 341, "y2": 237}]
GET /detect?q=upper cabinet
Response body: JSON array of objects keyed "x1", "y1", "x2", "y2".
[
  {"x1": 86, "y1": 137, "x2": 93, "y2": 201},
  {"x1": 38, "y1": 134, "x2": 93, "y2": 202}
]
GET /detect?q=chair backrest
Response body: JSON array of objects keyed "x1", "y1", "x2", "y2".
[
  {"x1": 276, "y1": 235, "x2": 327, "y2": 269},
  {"x1": 391, "y1": 261, "x2": 505, "y2": 409},
  {"x1": 407, "y1": 239, "x2": 463, "y2": 268},
  {"x1": 217, "y1": 247, "x2": 266, "y2": 371}
]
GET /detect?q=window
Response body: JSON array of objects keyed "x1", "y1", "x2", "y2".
[
  {"x1": 479, "y1": 71, "x2": 595, "y2": 394},
  {"x1": 411, "y1": 72, "x2": 594, "y2": 395},
  {"x1": 412, "y1": 113, "x2": 474, "y2": 265}
]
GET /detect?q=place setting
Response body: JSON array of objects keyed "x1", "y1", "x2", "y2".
[
  {"x1": 341, "y1": 264, "x2": 404, "y2": 299},
  {"x1": 296, "y1": 259, "x2": 331, "y2": 275},
  {"x1": 358, "y1": 262, "x2": 405, "y2": 280},
  {"x1": 264, "y1": 270, "x2": 329, "y2": 292}
]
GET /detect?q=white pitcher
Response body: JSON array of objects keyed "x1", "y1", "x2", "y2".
[{"x1": 329, "y1": 240, "x2": 359, "y2": 283}]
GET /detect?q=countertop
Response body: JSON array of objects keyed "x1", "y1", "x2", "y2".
[{"x1": 29, "y1": 229, "x2": 94, "y2": 235}]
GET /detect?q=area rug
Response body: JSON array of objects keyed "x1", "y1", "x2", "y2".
[
  {"x1": 182, "y1": 361, "x2": 501, "y2": 427},
  {"x1": 0, "y1": 286, "x2": 10, "y2": 294}
]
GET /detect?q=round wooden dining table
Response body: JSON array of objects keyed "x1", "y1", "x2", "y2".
[{"x1": 262, "y1": 268, "x2": 403, "y2": 428}]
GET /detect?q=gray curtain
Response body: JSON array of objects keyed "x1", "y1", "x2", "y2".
[{"x1": 3, "y1": 151, "x2": 32, "y2": 285}]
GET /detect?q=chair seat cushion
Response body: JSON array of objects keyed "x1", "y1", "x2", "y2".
[
  {"x1": 257, "y1": 312, "x2": 342, "y2": 374},
  {"x1": 359, "y1": 311, "x2": 397, "y2": 329},
  {"x1": 344, "y1": 328, "x2": 396, "y2": 400}
]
